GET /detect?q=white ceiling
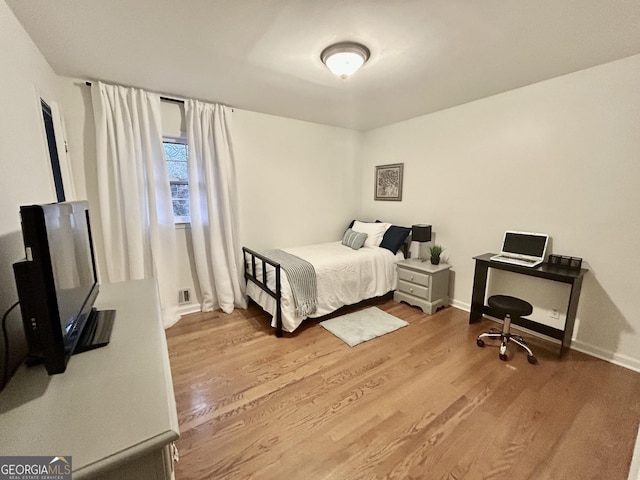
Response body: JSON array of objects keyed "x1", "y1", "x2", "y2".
[{"x1": 7, "y1": 0, "x2": 640, "y2": 131}]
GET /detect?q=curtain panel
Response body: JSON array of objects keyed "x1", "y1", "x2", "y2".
[
  {"x1": 91, "y1": 82, "x2": 179, "y2": 327},
  {"x1": 186, "y1": 100, "x2": 247, "y2": 313}
]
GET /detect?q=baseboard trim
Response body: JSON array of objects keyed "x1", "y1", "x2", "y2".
[
  {"x1": 177, "y1": 303, "x2": 202, "y2": 316},
  {"x1": 570, "y1": 340, "x2": 640, "y2": 373},
  {"x1": 448, "y1": 300, "x2": 640, "y2": 373},
  {"x1": 450, "y1": 299, "x2": 470, "y2": 311}
]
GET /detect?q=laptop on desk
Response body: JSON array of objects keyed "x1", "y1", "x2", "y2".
[{"x1": 490, "y1": 231, "x2": 549, "y2": 268}]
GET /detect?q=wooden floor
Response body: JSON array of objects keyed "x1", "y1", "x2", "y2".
[{"x1": 165, "y1": 299, "x2": 640, "y2": 480}]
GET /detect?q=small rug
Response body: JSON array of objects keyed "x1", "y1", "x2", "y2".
[{"x1": 320, "y1": 307, "x2": 409, "y2": 347}]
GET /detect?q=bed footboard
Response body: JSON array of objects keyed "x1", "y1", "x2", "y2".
[{"x1": 242, "y1": 247, "x2": 283, "y2": 337}]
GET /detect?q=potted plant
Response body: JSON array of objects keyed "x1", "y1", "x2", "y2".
[{"x1": 429, "y1": 244, "x2": 444, "y2": 265}]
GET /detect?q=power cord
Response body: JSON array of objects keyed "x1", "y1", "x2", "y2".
[{"x1": 2, "y1": 301, "x2": 20, "y2": 391}]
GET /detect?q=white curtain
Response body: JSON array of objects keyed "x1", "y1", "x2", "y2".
[
  {"x1": 91, "y1": 82, "x2": 179, "y2": 327},
  {"x1": 186, "y1": 100, "x2": 247, "y2": 313}
]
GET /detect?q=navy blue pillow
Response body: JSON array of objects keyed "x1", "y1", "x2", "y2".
[{"x1": 380, "y1": 225, "x2": 411, "y2": 254}]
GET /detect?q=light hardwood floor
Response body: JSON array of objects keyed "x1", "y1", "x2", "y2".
[{"x1": 166, "y1": 299, "x2": 640, "y2": 480}]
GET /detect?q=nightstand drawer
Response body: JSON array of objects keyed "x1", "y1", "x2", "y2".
[
  {"x1": 398, "y1": 279, "x2": 429, "y2": 298},
  {"x1": 397, "y1": 268, "x2": 430, "y2": 287}
]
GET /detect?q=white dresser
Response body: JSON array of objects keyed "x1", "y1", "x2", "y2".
[
  {"x1": 0, "y1": 279, "x2": 179, "y2": 480},
  {"x1": 394, "y1": 258, "x2": 451, "y2": 314}
]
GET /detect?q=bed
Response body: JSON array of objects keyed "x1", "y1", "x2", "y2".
[{"x1": 243, "y1": 221, "x2": 411, "y2": 336}]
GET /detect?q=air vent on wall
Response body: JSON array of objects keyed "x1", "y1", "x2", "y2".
[{"x1": 178, "y1": 288, "x2": 191, "y2": 305}]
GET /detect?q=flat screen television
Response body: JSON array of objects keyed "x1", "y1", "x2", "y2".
[{"x1": 12, "y1": 200, "x2": 111, "y2": 375}]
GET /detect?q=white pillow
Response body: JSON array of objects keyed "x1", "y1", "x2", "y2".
[{"x1": 352, "y1": 221, "x2": 391, "y2": 248}]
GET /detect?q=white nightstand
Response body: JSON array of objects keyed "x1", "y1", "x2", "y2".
[{"x1": 394, "y1": 258, "x2": 451, "y2": 314}]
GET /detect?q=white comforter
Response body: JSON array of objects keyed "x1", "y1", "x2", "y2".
[{"x1": 246, "y1": 241, "x2": 403, "y2": 333}]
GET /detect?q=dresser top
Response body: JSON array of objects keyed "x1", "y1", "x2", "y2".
[{"x1": 0, "y1": 279, "x2": 179, "y2": 478}]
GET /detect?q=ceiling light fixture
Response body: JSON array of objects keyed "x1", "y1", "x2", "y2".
[{"x1": 321, "y1": 42, "x2": 370, "y2": 79}]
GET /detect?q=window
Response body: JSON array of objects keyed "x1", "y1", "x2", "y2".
[{"x1": 163, "y1": 139, "x2": 190, "y2": 223}]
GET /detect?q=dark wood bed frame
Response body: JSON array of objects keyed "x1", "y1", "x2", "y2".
[{"x1": 242, "y1": 240, "x2": 410, "y2": 338}]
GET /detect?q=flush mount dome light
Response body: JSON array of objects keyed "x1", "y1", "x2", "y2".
[{"x1": 321, "y1": 42, "x2": 370, "y2": 79}]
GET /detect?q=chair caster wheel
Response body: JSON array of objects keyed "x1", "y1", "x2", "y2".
[
  {"x1": 499, "y1": 353, "x2": 508, "y2": 361},
  {"x1": 528, "y1": 355, "x2": 537, "y2": 365},
  {"x1": 476, "y1": 338, "x2": 485, "y2": 347}
]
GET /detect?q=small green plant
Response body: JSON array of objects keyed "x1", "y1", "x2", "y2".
[{"x1": 429, "y1": 244, "x2": 444, "y2": 258}]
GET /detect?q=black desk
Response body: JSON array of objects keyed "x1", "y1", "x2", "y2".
[{"x1": 470, "y1": 253, "x2": 588, "y2": 357}]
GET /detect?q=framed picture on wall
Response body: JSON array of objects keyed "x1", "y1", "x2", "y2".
[{"x1": 374, "y1": 163, "x2": 404, "y2": 201}]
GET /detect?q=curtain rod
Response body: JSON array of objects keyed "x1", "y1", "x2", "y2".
[{"x1": 85, "y1": 81, "x2": 184, "y2": 104}]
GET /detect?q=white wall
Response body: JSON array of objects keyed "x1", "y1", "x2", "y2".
[
  {"x1": 0, "y1": 0, "x2": 64, "y2": 382},
  {"x1": 0, "y1": 1, "x2": 61, "y2": 231},
  {"x1": 233, "y1": 109, "x2": 363, "y2": 249},
  {"x1": 361, "y1": 54, "x2": 640, "y2": 369}
]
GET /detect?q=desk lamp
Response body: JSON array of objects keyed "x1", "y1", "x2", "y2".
[{"x1": 411, "y1": 224, "x2": 432, "y2": 262}]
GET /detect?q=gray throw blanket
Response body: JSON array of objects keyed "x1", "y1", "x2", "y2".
[{"x1": 261, "y1": 249, "x2": 318, "y2": 317}]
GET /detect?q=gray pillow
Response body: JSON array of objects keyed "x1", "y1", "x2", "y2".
[{"x1": 342, "y1": 228, "x2": 368, "y2": 250}]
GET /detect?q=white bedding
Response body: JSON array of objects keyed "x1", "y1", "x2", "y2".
[{"x1": 246, "y1": 241, "x2": 403, "y2": 333}]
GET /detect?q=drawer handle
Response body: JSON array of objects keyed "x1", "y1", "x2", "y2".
[
  {"x1": 409, "y1": 288, "x2": 414, "y2": 293},
  {"x1": 410, "y1": 276, "x2": 414, "y2": 281}
]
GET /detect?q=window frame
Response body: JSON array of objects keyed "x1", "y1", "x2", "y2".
[{"x1": 163, "y1": 136, "x2": 191, "y2": 225}]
